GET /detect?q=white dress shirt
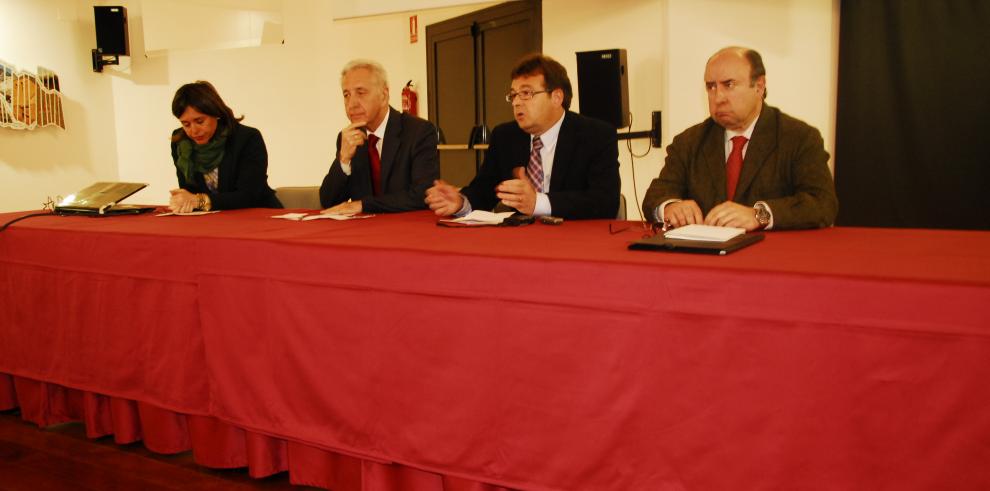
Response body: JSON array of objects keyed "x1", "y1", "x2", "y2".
[{"x1": 530, "y1": 112, "x2": 565, "y2": 216}]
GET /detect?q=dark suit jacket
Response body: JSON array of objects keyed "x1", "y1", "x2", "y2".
[
  {"x1": 642, "y1": 104, "x2": 838, "y2": 229},
  {"x1": 461, "y1": 111, "x2": 620, "y2": 220},
  {"x1": 171, "y1": 123, "x2": 281, "y2": 209},
  {"x1": 320, "y1": 108, "x2": 440, "y2": 213}
]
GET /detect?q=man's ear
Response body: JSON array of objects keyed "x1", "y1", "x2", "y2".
[
  {"x1": 755, "y1": 76, "x2": 766, "y2": 95},
  {"x1": 551, "y1": 88, "x2": 565, "y2": 107}
]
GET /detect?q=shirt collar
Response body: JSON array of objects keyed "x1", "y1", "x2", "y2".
[
  {"x1": 532, "y1": 111, "x2": 566, "y2": 148},
  {"x1": 370, "y1": 108, "x2": 390, "y2": 141},
  {"x1": 724, "y1": 106, "x2": 761, "y2": 144}
]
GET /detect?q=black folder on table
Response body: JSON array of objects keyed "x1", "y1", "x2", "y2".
[
  {"x1": 54, "y1": 182, "x2": 156, "y2": 216},
  {"x1": 628, "y1": 232, "x2": 764, "y2": 255}
]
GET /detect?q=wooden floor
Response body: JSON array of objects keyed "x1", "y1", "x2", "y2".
[{"x1": 0, "y1": 409, "x2": 319, "y2": 491}]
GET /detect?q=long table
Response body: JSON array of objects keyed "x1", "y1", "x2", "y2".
[{"x1": 2, "y1": 208, "x2": 989, "y2": 490}]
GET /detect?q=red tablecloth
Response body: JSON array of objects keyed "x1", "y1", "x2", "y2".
[{"x1": 2, "y1": 209, "x2": 989, "y2": 490}]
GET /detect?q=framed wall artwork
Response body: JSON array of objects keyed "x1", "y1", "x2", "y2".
[{"x1": 0, "y1": 60, "x2": 65, "y2": 131}]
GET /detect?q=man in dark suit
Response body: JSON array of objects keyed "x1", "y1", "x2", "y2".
[
  {"x1": 425, "y1": 54, "x2": 619, "y2": 220},
  {"x1": 320, "y1": 59, "x2": 439, "y2": 214},
  {"x1": 642, "y1": 47, "x2": 838, "y2": 230}
]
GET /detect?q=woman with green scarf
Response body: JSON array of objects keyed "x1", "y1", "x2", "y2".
[{"x1": 169, "y1": 81, "x2": 281, "y2": 212}]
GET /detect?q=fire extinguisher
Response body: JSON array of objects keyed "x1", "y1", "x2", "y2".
[{"x1": 401, "y1": 80, "x2": 418, "y2": 116}]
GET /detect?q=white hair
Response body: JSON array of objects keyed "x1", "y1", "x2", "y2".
[{"x1": 340, "y1": 59, "x2": 389, "y2": 89}]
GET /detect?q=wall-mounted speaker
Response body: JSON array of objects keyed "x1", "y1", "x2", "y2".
[
  {"x1": 94, "y1": 6, "x2": 129, "y2": 56},
  {"x1": 576, "y1": 49, "x2": 629, "y2": 128}
]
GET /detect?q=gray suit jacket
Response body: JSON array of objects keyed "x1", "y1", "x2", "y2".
[{"x1": 642, "y1": 104, "x2": 838, "y2": 229}]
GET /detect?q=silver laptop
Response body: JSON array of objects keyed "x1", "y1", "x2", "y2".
[{"x1": 55, "y1": 182, "x2": 155, "y2": 215}]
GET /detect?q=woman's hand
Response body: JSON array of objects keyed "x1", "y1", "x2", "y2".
[{"x1": 169, "y1": 188, "x2": 200, "y2": 213}]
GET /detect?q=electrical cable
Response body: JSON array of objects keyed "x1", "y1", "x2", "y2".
[
  {"x1": 625, "y1": 112, "x2": 652, "y2": 222},
  {"x1": 0, "y1": 212, "x2": 54, "y2": 233}
]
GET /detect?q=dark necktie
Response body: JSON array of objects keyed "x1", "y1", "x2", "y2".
[
  {"x1": 726, "y1": 135, "x2": 748, "y2": 200},
  {"x1": 368, "y1": 134, "x2": 382, "y2": 196},
  {"x1": 527, "y1": 136, "x2": 544, "y2": 192}
]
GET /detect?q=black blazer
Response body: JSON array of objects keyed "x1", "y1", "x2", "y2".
[
  {"x1": 642, "y1": 104, "x2": 838, "y2": 229},
  {"x1": 461, "y1": 111, "x2": 620, "y2": 219},
  {"x1": 320, "y1": 108, "x2": 440, "y2": 213},
  {"x1": 171, "y1": 123, "x2": 281, "y2": 209}
]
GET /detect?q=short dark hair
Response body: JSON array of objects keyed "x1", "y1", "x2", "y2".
[
  {"x1": 171, "y1": 81, "x2": 242, "y2": 126},
  {"x1": 742, "y1": 49, "x2": 767, "y2": 100},
  {"x1": 510, "y1": 53, "x2": 573, "y2": 110}
]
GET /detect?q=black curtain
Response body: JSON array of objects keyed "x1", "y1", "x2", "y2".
[{"x1": 835, "y1": 0, "x2": 990, "y2": 229}]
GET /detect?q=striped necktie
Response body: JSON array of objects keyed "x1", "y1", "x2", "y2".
[{"x1": 527, "y1": 136, "x2": 544, "y2": 192}]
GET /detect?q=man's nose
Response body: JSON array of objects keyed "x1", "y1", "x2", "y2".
[{"x1": 714, "y1": 86, "x2": 729, "y2": 103}]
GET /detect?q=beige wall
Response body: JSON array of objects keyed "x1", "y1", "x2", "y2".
[
  {"x1": 0, "y1": 0, "x2": 121, "y2": 212},
  {"x1": 0, "y1": 0, "x2": 837, "y2": 216},
  {"x1": 664, "y1": 0, "x2": 839, "y2": 170},
  {"x1": 547, "y1": 0, "x2": 837, "y2": 220},
  {"x1": 109, "y1": 0, "x2": 496, "y2": 208},
  {"x1": 544, "y1": 0, "x2": 665, "y2": 220}
]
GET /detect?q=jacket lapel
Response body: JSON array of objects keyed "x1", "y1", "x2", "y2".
[
  {"x1": 700, "y1": 121, "x2": 727, "y2": 203},
  {"x1": 349, "y1": 137, "x2": 372, "y2": 195},
  {"x1": 548, "y1": 112, "x2": 576, "y2": 192},
  {"x1": 379, "y1": 107, "x2": 401, "y2": 190},
  {"x1": 735, "y1": 104, "x2": 775, "y2": 200},
  {"x1": 217, "y1": 125, "x2": 236, "y2": 191}
]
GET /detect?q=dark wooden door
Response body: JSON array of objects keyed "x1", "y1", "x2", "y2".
[{"x1": 426, "y1": 0, "x2": 542, "y2": 186}]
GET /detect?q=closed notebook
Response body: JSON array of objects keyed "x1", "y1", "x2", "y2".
[{"x1": 628, "y1": 229, "x2": 764, "y2": 255}]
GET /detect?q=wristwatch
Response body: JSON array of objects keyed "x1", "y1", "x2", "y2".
[{"x1": 754, "y1": 202, "x2": 770, "y2": 228}]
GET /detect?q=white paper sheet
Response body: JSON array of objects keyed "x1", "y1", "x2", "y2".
[
  {"x1": 664, "y1": 224, "x2": 745, "y2": 242},
  {"x1": 439, "y1": 210, "x2": 514, "y2": 225}
]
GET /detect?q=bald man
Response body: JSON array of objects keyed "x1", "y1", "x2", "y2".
[{"x1": 642, "y1": 47, "x2": 838, "y2": 231}]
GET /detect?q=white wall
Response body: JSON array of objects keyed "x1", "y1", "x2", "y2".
[
  {"x1": 1, "y1": 0, "x2": 837, "y2": 215},
  {"x1": 544, "y1": 0, "x2": 665, "y2": 220},
  {"x1": 108, "y1": 0, "x2": 496, "y2": 206},
  {"x1": 664, "y1": 0, "x2": 838, "y2": 170},
  {"x1": 0, "y1": 0, "x2": 121, "y2": 212},
  {"x1": 546, "y1": 0, "x2": 837, "y2": 220}
]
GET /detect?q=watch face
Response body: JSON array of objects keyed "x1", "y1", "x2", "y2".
[{"x1": 755, "y1": 205, "x2": 770, "y2": 224}]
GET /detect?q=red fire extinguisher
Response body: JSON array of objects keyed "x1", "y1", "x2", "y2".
[{"x1": 401, "y1": 80, "x2": 418, "y2": 116}]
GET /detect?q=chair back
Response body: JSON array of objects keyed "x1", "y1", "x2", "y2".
[
  {"x1": 275, "y1": 186, "x2": 321, "y2": 209},
  {"x1": 616, "y1": 193, "x2": 627, "y2": 220}
]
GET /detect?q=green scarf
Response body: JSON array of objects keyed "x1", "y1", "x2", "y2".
[{"x1": 175, "y1": 127, "x2": 229, "y2": 184}]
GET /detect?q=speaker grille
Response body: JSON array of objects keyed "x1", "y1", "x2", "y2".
[
  {"x1": 576, "y1": 49, "x2": 629, "y2": 128},
  {"x1": 94, "y1": 6, "x2": 129, "y2": 56}
]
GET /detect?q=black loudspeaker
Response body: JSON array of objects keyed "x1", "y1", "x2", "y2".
[
  {"x1": 94, "y1": 6, "x2": 129, "y2": 56},
  {"x1": 576, "y1": 49, "x2": 629, "y2": 128}
]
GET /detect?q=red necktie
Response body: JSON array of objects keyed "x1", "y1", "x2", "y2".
[
  {"x1": 725, "y1": 135, "x2": 747, "y2": 200},
  {"x1": 368, "y1": 134, "x2": 382, "y2": 196}
]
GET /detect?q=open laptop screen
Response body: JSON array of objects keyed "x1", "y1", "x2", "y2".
[{"x1": 55, "y1": 182, "x2": 153, "y2": 215}]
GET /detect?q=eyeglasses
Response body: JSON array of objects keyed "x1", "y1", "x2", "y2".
[
  {"x1": 505, "y1": 89, "x2": 549, "y2": 103},
  {"x1": 609, "y1": 219, "x2": 662, "y2": 238}
]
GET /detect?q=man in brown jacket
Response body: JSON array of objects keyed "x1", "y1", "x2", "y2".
[{"x1": 642, "y1": 47, "x2": 838, "y2": 231}]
